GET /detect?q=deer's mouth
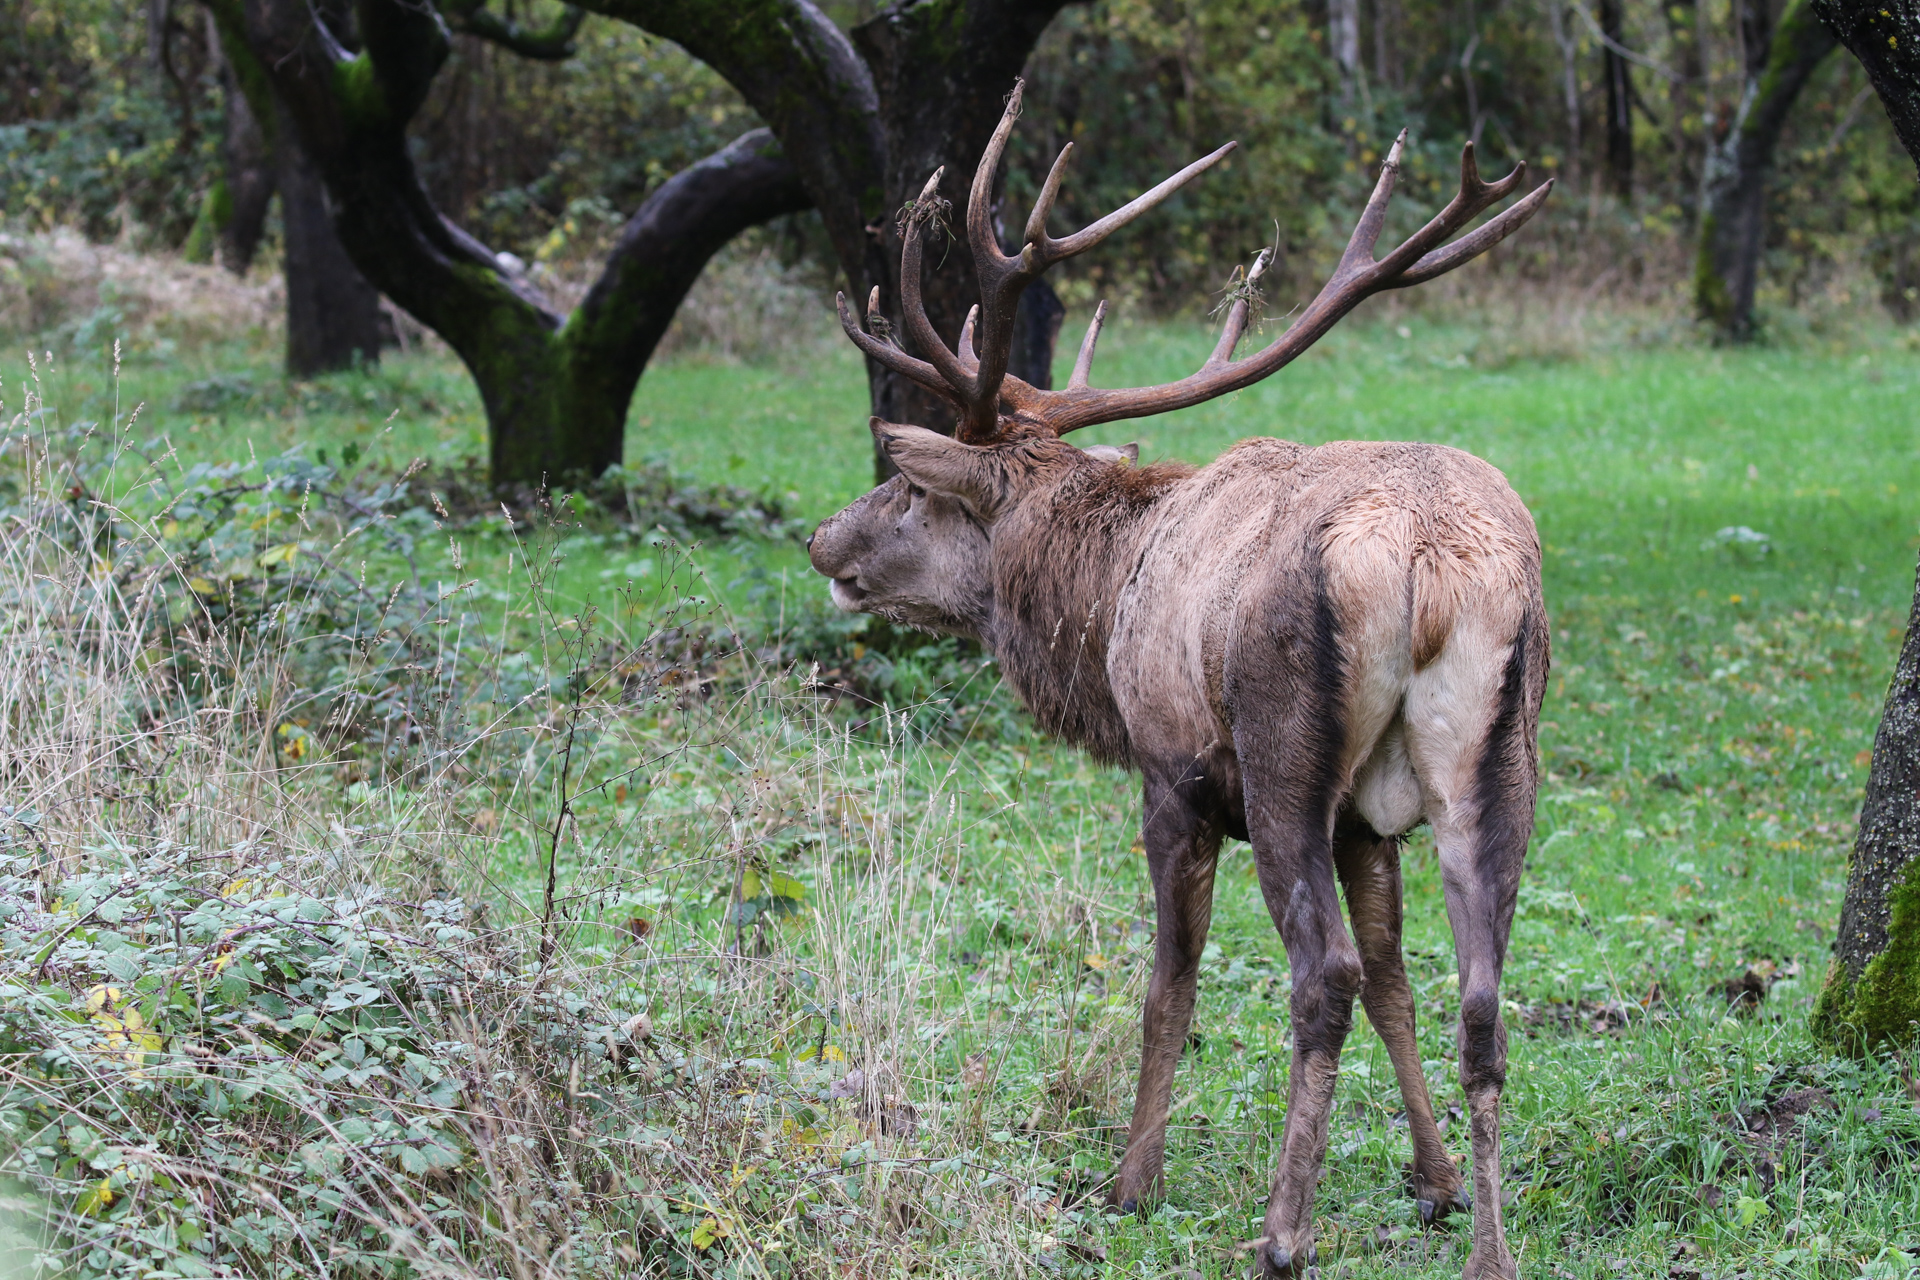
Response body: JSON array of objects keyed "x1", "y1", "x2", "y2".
[{"x1": 829, "y1": 577, "x2": 869, "y2": 611}]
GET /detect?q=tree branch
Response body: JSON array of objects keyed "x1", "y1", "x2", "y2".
[
  {"x1": 563, "y1": 127, "x2": 812, "y2": 469},
  {"x1": 442, "y1": 0, "x2": 585, "y2": 60}
]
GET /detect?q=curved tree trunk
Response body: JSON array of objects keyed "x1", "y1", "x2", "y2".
[
  {"x1": 1693, "y1": 0, "x2": 1837, "y2": 341},
  {"x1": 1807, "y1": 0, "x2": 1920, "y2": 1052},
  {"x1": 215, "y1": 0, "x2": 808, "y2": 486},
  {"x1": 217, "y1": 62, "x2": 276, "y2": 273},
  {"x1": 183, "y1": 23, "x2": 277, "y2": 273},
  {"x1": 277, "y1": 110, "x2": 386, "y2": 376},
  {"x1": 582, "y1": 0, "x2": 1070, "y2": 477}
]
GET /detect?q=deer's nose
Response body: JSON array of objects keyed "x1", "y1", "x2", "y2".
[{"x1": 806, "y1": 532, "x2": 816, "y2": 551}]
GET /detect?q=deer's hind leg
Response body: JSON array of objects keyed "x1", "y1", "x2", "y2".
[
  {"x1": 1234, "y1": 724, "x2": 1365, "y2": 1273},
  {"x1": 1405, "y1": 609, "x2": 1546, "y2": 1280},
  {"x1": 1333, "y1": 811, "x2": 1470, "y2": 1224}
]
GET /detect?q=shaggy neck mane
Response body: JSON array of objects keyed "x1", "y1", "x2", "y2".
[{"x1": 987, "y1": 460, "x2": 1193, "y2": 766}]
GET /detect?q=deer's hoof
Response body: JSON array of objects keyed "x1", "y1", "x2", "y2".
[
  {"x1": 1409, "y1": 1168, "x2": 1473, "y2": 1224},
  {"x1": 1257, "y1": 1240, "x2": 1316, "y2": 1277},
  {"x1": 1103, "y1": 1172, "x2": 1145, "y2": 1216}
]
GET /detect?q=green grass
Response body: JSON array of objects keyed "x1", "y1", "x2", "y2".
[{"x1": 14, "y1": 315, "x2": 1920, "y2": 1277}]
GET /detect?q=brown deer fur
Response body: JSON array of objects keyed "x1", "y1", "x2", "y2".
[{"x1": 807, "y1": 83, "x2": 1550, "y2": 1280}]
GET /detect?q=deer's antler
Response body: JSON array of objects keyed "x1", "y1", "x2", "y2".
[{"x1": 838, "y1": 82, "x2": 1551, "y2": 442}]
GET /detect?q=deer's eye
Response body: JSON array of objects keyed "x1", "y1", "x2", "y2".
[{"x1": 907, "y1": 484, "x2": 927, "y2": 501}]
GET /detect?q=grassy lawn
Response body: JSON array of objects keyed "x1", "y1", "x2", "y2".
[{"x1": 10, "y1": 315, "x2": 1920, "y2": 1277}]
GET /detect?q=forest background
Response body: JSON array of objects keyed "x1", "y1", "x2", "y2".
[{"x1": 9, "y1": 0, "x2": 1920, "y2": 344}]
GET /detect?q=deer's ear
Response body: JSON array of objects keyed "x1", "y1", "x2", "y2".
[{"x1": 870, "y1": 419, "x2": 1001, "y2": 512}]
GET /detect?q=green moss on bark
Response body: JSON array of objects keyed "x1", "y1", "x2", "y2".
[
  {"x1": 334, "y1": 54, "x2": 388, "y2": 131},
  {"x1": 181, "y1": 180, "x2": 232, "y2": 265},
  {"x1": 1814, "y1": 863, "x2": 1920, "y2": 1052},
  {"x1": 1693, "y1": 209, "x2": 1732, "y2": 331}
]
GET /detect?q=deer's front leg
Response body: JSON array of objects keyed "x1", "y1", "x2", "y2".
[{"x1": 1108, "y1": 764, "x2": 1223, "y2": 1213}]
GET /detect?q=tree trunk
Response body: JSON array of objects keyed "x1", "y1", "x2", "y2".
[
  {"x1": 277, "y1": 114, "x2": 385, "y2": 376},
  {"x1": 1693, "y1": 0, "x2": 1837, "y2": 341},
  {"x1": 216, "y1": 44, "x2": 276, "y2": 273},
  {"x1": 184, "y1": 8, "x2": 275, "y2": 271},
  {"x1": 1600, "y1": 0, "x2": 1634, "y2": 197},
  {"x1": 1815, "y1": 0, "x2": 1920, "y2": 156},
  {"x1": 1805, "y1": 0, "x2": 1920, "y2": 1053},
  {"x1": 1810, "y1": 553, "x2": 1920, "y2": 1050},
  {"x1": 1330, "y1": 0, "x2": 1362, "y2": 111},
  {"x1": 219, "y1": 0, "x2": 808, "y2": 487},
  {"x1": 1665, "y1": 0, "x2": 1702, "y2": 209},
  {"x1": 1547, "y1": 0, "x2": 1582, "y2": 192},
  {"x1": 586, "y1": 0, "x2": 1070, "y2": 479}
]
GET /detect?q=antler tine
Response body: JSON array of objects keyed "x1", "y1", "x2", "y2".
[
  {"x1": 1207, "y1": 247, "x2": 1273, "y2": 366},
  {"x1": 837, "y1": 291, "x2": 956, "y2": 403},
  {"x1": 1390, "y1": 177, "x2": 1552, "y2": 289},
  {"x1": 1033, "y1": 141, "x2": 1238, "y2": 268},
  {"x1": 1066, "y1": 300, "x2": 1109, "y2": 390},
  {"x1": 1024, "y1": 142, "x2": 1075, "y2": 250},
  {"x1": 1333, "y1": 131, "x2": 1407, "y2": 277},
  {"x1": 1010, "y1": 136, "x2": 1551, "y2": 436},
  {"x1": 897, "y1": 165, "x2": 978, "y2": 404},
  {"x1": 968, "y1": 84, "x2": 1024, "y2": 276},
  {"x1": 964, "y1": 121, "x2": 1236, "y2": 439},
  {"x1": 957, "y1": 306, "x2": 981, "y2": 370},
  {"x1": 1369, "y1": 142, "x2": 1532, "y2": 281}
]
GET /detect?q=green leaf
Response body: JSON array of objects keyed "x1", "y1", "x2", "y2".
[{"x1": 1734, "y1": 1194, "x2": 1770, "y2": 1227}]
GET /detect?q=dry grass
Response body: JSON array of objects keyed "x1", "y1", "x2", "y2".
[
  {"x1": 0, "y1": 228, "x2": 281, "y2": 350},
  {"x1": 0, "y1": 376, "x2": 1125, "y2": 1278}
]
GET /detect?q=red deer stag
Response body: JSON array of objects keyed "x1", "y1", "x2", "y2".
[{"x1": 809, "y1": 82, "x2": 1551, "y2": 1280}]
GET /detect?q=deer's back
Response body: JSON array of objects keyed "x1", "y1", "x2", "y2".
[{"x1": 1109, "y1": 437, "x2": 1543, "y2": 779}]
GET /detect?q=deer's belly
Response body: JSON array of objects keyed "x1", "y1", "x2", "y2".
[{"x1": 1350, "y1": 719, "x2": 1424, "y2": 836}]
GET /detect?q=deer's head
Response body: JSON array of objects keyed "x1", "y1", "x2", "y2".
[{"x1": 809, "y1": 81, "x2": 1550, "y2": 631}]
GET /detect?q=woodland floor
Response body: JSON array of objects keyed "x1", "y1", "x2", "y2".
[{"x1": 10, "y1": 306, "x2": 1920, "y2": 1278}]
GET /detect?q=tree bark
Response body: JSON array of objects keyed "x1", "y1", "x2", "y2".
[
  {"x1": 1330, "y1": 0, "x2": 1362, "y2": 111},
  {"x1": 183, "y1": 16, "x2": 277, "y2": 272},
  {"x1": 1664, "y1": 0, "x2": 1702, "y2": 209},
  {"x1": 276, "y1": 110, "x2": 387, "y2": 376},
  {"x1": 216, "y1": 0, "x2": 808, "y2": 486},
  {"x1": 1547, "y1": 0, "x2": 1582, "y2": 192},
  {"x1": 1600, "y1": 0, "x2": 1634, "y2": 197},
  {"x1": 1810, "y1": 555, "x2": 1920, "y2": 1051},
  {"x1": 217, "y1": 55, "x2": 276, "y2": 273},
  {"x1": 1806, "y1": 0, "x2": 1920, "y2": 1053},
  {"x1": 1693, "y1": 0, "x2": 1837, "y2": 341},
  {"x1": 580, "y1": 0, "x2": 1070, "y2": 477},
  {"x1": 1815, "y1": 0, "x2": 1920, "y2": 157}
]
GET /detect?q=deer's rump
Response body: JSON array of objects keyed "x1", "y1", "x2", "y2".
[{"x1": 1108, "y1": 436, "x2": 1545, "y2": 835}]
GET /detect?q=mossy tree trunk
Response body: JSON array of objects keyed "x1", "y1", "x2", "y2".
[
  {"x1": 182, "y1": 24, "x2": 276, "y2": 273},
  {"x1": 1805, "y1": 0, "x2": 1920, "y2": 1051},
  {"x1": 1811, "y1": 555, "x2": 1920, "y2": 1050},
  {"x1": 197, "y1": 4, "x2": 386, "y2": 375},
  {"x1": 215, "y1": 0, "x2": 809, "y2": 487},
  {"x1": 583, "y1": 0, "x2": 1070, "y2": 478},
  {"x1": 1693, "y1": 0, "x2": 1837, "y2": 341},
  {"x1": 276, "y1": 103, "x2": 387, "y2": 376}
]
